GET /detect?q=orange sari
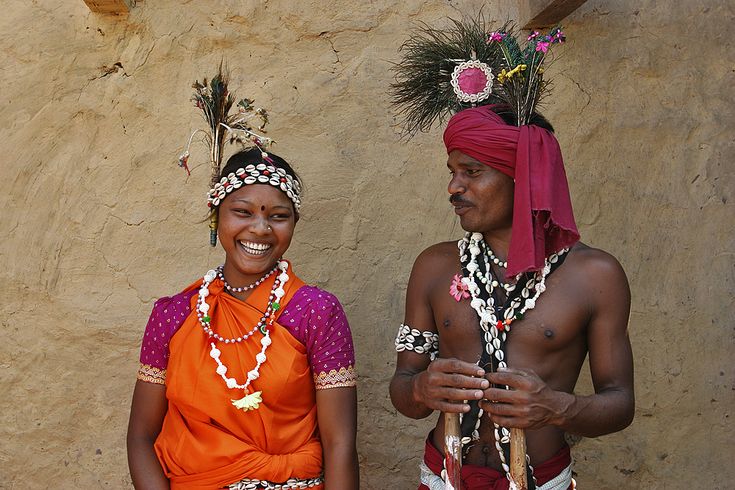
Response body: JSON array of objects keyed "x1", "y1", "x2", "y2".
[{"x1": 154, "y1": 266, "x2": 323, "y2": 489}]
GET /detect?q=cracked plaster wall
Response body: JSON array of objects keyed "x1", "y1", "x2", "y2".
[{"x1": 0, "y1": 0, "x2": 732, "y2": 488}]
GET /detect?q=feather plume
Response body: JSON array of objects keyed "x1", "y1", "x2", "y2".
[
  {"x1": 188, "y1": 63, "x2": 271, "y2": 187},
  {"x1": 491, "y1": 26, "x2": 565, "y2": 126},
  {"x1": 391, "y1": 16, "x2": 507, "y2": 136},
  {"x1": 391, "y1": 14, "x2": 565, "y2": 134},
  {"x1": 180, "y1": 62, "x2": 273, "y2": 245}
]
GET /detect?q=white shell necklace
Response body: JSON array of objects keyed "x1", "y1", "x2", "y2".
[
  {"x1": 459, "y1": 232, "x2": 567, "y2": 483},
  {"x1": 197, "y1": 260, "x2": 290, "y2": 411},
  {"x1": 197, "y1": 265, "x2": 280, "y2": 344},
  {"x1": 459, "y1": 233, "x2": 566, "y2": 351}
]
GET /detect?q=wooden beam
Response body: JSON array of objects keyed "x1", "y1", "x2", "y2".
[
  {"x1": 520, "y1": 0, "x2": 588, "y2": 30},
  {"x1": 82, "y1": 0, "x2": 134, "y2": 14}
]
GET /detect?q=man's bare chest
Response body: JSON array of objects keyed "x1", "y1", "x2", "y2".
[{"x1": 430, "y1": 272, "x2": 589, "y2": 367}]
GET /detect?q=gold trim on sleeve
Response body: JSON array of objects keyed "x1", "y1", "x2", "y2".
[
  {"x1": 137, "y1": 363, "x2": 166, "y2": 385},
  {"x1": 314, "y1": 365, "x2": 357, "y2": 390}
]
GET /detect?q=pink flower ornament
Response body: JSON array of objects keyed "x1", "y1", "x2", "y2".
[
  {"x1": 449, "y1": 273, "x2": 470, "y2": 302},
  {"x1": 535, "y1": 41, "x2": 550, "y2": 53},
  {"x1": 487, "y1": 31, "x2": 506, "y2": 43}
]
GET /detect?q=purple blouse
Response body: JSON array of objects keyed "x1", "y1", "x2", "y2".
[{"x1": 137, "y1": 285, "x2": 357, "y2": 390}]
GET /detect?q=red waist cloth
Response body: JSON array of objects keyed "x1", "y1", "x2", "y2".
[{"x1": 419, "y1": 435, "x2": 572, "y2": 490}]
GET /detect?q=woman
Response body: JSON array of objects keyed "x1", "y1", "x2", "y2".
[{"x1": 127, "y1": 148, "x2": 359, "y2": 489}]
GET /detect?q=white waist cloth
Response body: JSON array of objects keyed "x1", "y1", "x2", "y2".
[{"x1": 419, "y1": 460, "x2": 575, "y2": 490}]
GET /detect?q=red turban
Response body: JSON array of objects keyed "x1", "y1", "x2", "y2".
[{"x1": 443, "y1": 106, "x2": 579, "y2": 277}]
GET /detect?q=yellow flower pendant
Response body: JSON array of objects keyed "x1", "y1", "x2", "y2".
[{"x1": 231, "y1": 391, "x2": 262, "y2": 411}]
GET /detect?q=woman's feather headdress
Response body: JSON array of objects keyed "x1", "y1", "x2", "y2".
[
  {"x1": 391, "y1": 15, "x2": 565, "y2": 135},
  {"x1": 178, "y1": 64, "x2": 272, "y2": 246}
]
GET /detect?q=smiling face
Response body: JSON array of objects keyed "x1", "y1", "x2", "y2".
[
  {"x1": 217, "y1": 184, "x2": 296, "y2": 286},
  {"x1": 447, "y1": 150, "x2": 514, "y2": 234}
]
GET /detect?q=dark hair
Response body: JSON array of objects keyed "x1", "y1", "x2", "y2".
[
  {"x1": 488, "y1": 105, "x2": 555, "y2": 133},
  {"x1": 219, "y1": 147, "x2": 302, "y2": 216}
]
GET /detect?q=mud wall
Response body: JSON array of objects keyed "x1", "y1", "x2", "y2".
[{"x1": 0, "y1": 0, "x2": 732, "y2": 488}]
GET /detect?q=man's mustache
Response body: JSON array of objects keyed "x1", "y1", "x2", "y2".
[{"x1": 449, "y1": 193, "x2": 472, "y2": 206}]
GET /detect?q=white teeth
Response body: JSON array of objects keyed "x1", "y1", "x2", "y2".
[{"x1": 238, "y1": 241, "x2": 272, "y2": 255}]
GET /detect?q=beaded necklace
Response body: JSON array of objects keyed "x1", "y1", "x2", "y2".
[
  {"x1": 218, "y1": 263, "x2": 278, "y2": 293},
  {"x1": 196, "y1": 260, "x2": 290, "y2": 411},
  {"x1": 458, "y1": 232, "x2": 567, "y2": 487}
]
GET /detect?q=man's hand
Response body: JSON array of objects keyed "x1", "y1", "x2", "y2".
[
  {"x1": 411, "y1": 358, "x2": 490, "y2": 413},
  {"x1": 481, "y1": 367, "x2": 573, "y2": 429}
]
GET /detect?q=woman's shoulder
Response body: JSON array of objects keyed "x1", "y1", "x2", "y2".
[
  {"x1": 280, "y1": 284, "x2": 351, "y2": 341},
  {"x1": 149, "y1": 288, "x2": 196, "y2": 316},
  {"x1": 143, "y1": 288, "x2": 196, "y2": 338},
  {"x1": 138, "y1": 288, "x2": 197, "y2": 382},
  {"x1": 291, "y1": 285, "x2": 344, "y2": 310}
]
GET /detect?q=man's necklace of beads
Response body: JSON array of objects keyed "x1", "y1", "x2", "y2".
[
  {"x1": 458, "y1": 232, "x2": 567, "y2": 483},
  {"x1": 459, "y1": 232, "x2": 566, "y2": 359},
  {"x1": 487, "y1": 248, "x2": 507, "y2": 269},
  {"x1": 196, "y1": 260, "x2": 290, "y2": 411}
]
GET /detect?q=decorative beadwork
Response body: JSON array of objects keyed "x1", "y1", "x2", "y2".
[
  {"x1": 313, "y1": 365, "x2": 358, "y2": 390},
  {"x1": 137, "y1": 364, "x2": 166, "y2": 385},
  {"x1": 219, "y1": 264, "x2": 278, "y2": 293},
  {"x1": 459, "y1": 231, "x2": 567, "y2": 486},
  {"x1": 227, "y1": 475, "x2": 324, "y2": 490},
  {"x1": 208, "y1": 164, "x2": 302, "y2": 210},
  {"x1": 198, "y1": 260, "x2": 290, "y2": 410},
  {"x1": 395, "y1": 323, "x2": 439, "y2": 361},
  {"x1": 459, "y1": 233, "x2": 564, "y2": 356},
  {"x1": 197, "y1": 265, "x2": 286, "y2": 344},
  {"x1": 486, "y1": 248, "x2": 507, "y2": 269},
  {"x1": 450, "y1": 59, "x2": 495, "y2": 104}
]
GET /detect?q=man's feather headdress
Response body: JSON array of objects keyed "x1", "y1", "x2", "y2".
[{"x1": 391, "y1": 15, "x2": 565, "y2": 135}]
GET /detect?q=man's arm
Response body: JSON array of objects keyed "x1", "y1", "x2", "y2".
[
  {"x1": 390, "y1": 246, "x2": 489, "y2": 419},
  {"x1": 483, "y1": 251, "x2": 634, "y2": 437},
  {"x1": 127, "y1": 380, "x2": 170, "y2": 489}
]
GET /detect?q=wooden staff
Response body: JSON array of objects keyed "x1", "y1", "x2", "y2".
[
  {"x1": 509, "y1": 427, "x2": 528, "y2": 490},
  {"x1": 443, "y1": 412, "x2": 462, "y2": 490}
]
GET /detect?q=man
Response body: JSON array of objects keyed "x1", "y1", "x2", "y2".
[
  {"x1": 390, "y1": 21, "x2": 634, "y2": 488},
  {"x1": 390, "y1": 102, "x2": 634, "y2": 489}
]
